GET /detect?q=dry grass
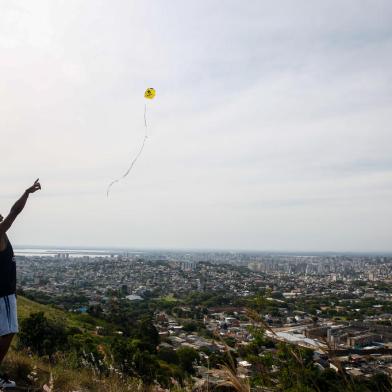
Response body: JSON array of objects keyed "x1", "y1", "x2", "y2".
[
  {"x1": 215, "y1": 364, "x2": 251, "y2": 392},
  {"x1": 2, "y1": 349, "x2": 188, "y2": 392}
]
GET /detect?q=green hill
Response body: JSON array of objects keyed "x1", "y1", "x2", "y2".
[
  {"x1": 18, "y1": 296, "x2": 69, "y2": 323},
  {"x1": 5, "y1": 297, "x2": 163, "y2": 391},
  {"x1": 17, "y1": 295, "x2": 113, "y2": 334}
]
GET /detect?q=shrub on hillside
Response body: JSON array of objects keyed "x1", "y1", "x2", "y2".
[
  {"x1": 110, "y1": 337, "x2": 159, "y2": 383},
  {"x1": 176, "y1": 347, "x2": 200, "y2": 375},
  {"x1": 18, "y1": 312, "x2": 69, "y2": 357}
]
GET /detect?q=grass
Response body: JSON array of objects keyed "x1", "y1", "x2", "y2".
[
  {"x1": 5, "y1": 297, "x2": 190, "y2": 391},
  {"x1": 160, "y1": 295, "x2": 178, "y2": 303},
  {"x1": 2, "y1": 350, "x2": 153, "y2": 392},
  {"x1": 17, "y1": 296, "x2": 68, "y2": 324},
  {"x1": 17, "y1": 296, "x2": 114, "y2": 334}
]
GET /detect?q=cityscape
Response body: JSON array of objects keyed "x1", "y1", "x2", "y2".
[
  {"x1": 2, "y1": 1, "x2": 392, "y2": 390},
  {"x1": 15, "y1": 248, "x2": 392, "y2": 388}
]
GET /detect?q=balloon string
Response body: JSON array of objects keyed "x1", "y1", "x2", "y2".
[
  {"x1": 144, "y1": 102, "x2": 147, "y2": 128},
  {"x1": 106, "y1": 103, "x2": 149, "y2": 197}
]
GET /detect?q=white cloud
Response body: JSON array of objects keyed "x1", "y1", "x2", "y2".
[{"x1": 1, "y1": 0, "x2": 392, "y2": 251}]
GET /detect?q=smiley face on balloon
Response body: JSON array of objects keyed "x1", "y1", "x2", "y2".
[{"x1": 144, "y1": 88, "x2": 156, "y2": 100}]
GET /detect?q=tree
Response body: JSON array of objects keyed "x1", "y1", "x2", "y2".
[
  {"x1": 88, "y1": 304, "x2": 104, "y2": 318},
  {"x1": 177, "y1": 346, "x2": 200, "y2": 374},
  {"x1": 18, "y1": 312, "x2": 68, "y2": 357},
  {"x1": 205, "y1": 350, "x2": 237, "y2": 370},
  {"x1": 157, "y1": 347, "x2": 179, "y2": 365},
  {"x1": 223, "y1": 336, "x2": 237, "y2": 348},
  {"x1": 111, "y1": 337, "x2": 159, "y2": 384},
  {"x1": 275, "y1": 343, "x2": 320, "y2": 391},
  {"x1": 182, "y1": 321, "x2": 199, "y2": 333},
  {"x1": 136, "y1": 316, "x2": 159, "y2": 352}
]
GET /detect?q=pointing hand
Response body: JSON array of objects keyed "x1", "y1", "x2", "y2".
[{"x1": 26, "y1": 179, "x2": 41, "y2": 194}]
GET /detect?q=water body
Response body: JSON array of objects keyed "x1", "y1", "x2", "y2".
[{"x1": 14, "y1": 247, "x2": 145, "y2": 258}]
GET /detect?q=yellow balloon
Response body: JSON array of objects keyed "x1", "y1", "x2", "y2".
[{"x1": 144, "y1": 88, "x2": 156, "y2": 99}]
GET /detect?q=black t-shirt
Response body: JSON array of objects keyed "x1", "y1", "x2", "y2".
[{"x1": 0, "y1": 238, "x2": 16, "y2": 297}]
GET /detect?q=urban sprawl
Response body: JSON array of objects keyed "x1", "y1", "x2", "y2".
[{"x1": 16, "y1": 250, "x2": 392, "y2": 385}]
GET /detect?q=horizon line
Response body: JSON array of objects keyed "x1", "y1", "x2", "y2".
[{"x1": 13, "y1": 244, "x2": 392, "y2": 256}]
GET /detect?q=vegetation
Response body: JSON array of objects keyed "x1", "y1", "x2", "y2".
[{"x1": 3, "y1": 295, "x2": 391, "y2": 391}]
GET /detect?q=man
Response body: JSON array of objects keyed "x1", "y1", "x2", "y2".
[{"x1": 0, "y1": 179, "x2": 41, "y2": 388}]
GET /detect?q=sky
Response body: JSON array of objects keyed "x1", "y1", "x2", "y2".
[{"x1": 1, "y1": 0, "x2": 391, "y2": 252}]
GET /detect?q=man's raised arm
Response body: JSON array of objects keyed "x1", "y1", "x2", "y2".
[{"x1": 0, "y1": 179, "x2": 41, "y2": 235}]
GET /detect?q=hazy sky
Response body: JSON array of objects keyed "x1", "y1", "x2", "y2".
[{"x1": 1, "y1": 0, "x2": 391, "y2": 252}]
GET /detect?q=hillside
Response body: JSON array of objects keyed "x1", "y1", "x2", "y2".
[
  {"x1": 18, "y1": 296, "x2": 70, "y2": 323},
  {"x1": 17, "y1": 295, "x2": 115, "y2": 335},
  {"x1": 5, "y1": 296, "x2": 391, "y2": 392},
  {"x1": 5, "y1": 297, "x2": 180, "y2": 391}
]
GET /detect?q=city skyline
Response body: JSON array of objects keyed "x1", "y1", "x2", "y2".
[{"x1": 12, "y1": 244, "x2": 392, "y2": 256}]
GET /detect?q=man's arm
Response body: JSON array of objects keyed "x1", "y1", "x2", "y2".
[{"x1": 0, "y1": 179, "x2": 41, "y2": 235}]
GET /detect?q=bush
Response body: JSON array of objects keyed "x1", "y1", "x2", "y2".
[
  {"x1": 18, "y1": 312, "x2": 69, "y2": 357},
  {"x1": 110, "y1": 337, "x2": 159, "y2": 384},
  {"x1": 176, "y1": 346, "x2": 200, "y2": 374},
  {"x1": 157, "y1": 346, "x2": 179, "y2": 365}
]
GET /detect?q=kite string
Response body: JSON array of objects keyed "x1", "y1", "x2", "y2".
[{"x1": 106, "y1": 103, "x2": 149, "y2": 197}]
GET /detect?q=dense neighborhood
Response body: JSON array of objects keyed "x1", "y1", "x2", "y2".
[{"x1": 15, "y1": 250, "x2": 392, "y2": 387}]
